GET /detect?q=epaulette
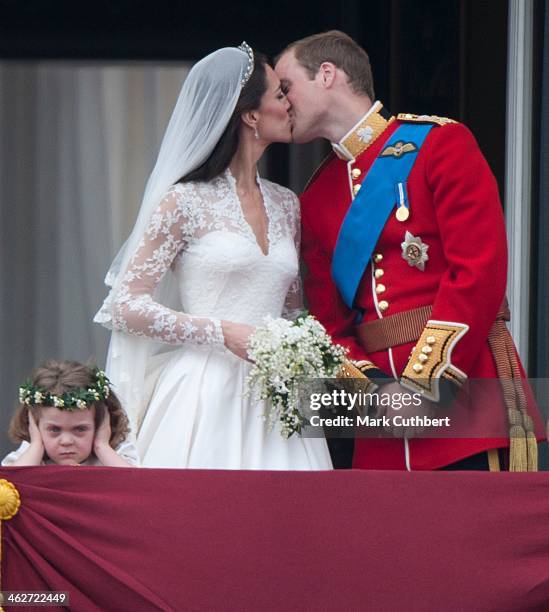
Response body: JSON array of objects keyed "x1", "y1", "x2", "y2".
[
  {"x1": 303, "y1": 151, "x2": 336, "y2": 192},
  {"x1": 397, "y1": 113, "x2": 458, "y2": 127}
]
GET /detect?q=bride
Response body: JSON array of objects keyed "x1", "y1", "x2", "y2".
[{"x1": 95, "y1": 43, "x2": 333, "y2": 470}]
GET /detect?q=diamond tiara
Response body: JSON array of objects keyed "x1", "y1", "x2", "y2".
[{"x1": 238, "y1": 41, "x2": 255, "y2": 86}]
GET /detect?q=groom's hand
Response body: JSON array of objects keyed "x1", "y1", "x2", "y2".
[{"x1": 375, "y1": 381, "x2": 437, "y2": 438}]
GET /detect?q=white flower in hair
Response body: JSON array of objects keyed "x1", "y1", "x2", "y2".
[{"x1": 18, "y1": 368, "x2": 112, "y2": 411}]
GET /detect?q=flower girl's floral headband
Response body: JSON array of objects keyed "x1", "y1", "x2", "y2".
[{"x1": 19, "y1": 369, "x2": 111, "y2": 410}]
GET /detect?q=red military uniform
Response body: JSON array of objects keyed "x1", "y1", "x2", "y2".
[{"x1": 300, "y1": 101, "x2": 544, "y2": 470}]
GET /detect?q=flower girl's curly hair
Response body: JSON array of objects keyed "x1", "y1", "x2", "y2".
[{"x1": 9, "y1": 360, "x2": 130, "y2": 449}]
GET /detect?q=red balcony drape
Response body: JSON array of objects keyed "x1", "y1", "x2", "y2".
[{"x1": 1, "y1": 467, "x2": 548, "y2": 611}]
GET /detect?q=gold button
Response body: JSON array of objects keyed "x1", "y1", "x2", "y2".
[
  {"x1": 421, "y1": 346, "x2": 433, "y2": 355},
  {"x1": 413, "y1": 363, "x2": 424, "y2": 373},
  {"x1": 426, "y1": 336, "x2": 436, "y2": 345},
  {"x1": 353, "y1": 184, "x2": 361, "y2": 195},
  {"x1": 374, "y1": 253, "x2": 383, "y2": 263},
  {"x1": 378, "y1": 300, "x2": 389, "y2": 312},
  {"x1": 375, "y1": 284, "x2": 386, "y2": 294},
  {"x1": 351, "y1": 168, "x2": 362, "y2": 179},
  {"x1": 418, "y1": 353, "x2": 428, "y2": 363},
  {"x1": 374, "y1": 269, "x2": 384, "y2": 279}
]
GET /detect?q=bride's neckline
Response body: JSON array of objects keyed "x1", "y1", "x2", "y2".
[{"x1": 224, "y1": 167, "x2": 271, "y2": 257}]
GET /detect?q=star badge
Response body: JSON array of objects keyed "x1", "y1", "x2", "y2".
[{"x1": 401, "y1": 231, "x2": 429, "y2": 271}]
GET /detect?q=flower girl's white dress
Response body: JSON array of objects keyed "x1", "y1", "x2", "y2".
[{"x1": 102, "y1": 169, "x2": 332, "y2": 470}]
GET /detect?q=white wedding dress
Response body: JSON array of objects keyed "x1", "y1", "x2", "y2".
[{"x1": 105, "y1": 168, "x2": 332, "y2": 470}]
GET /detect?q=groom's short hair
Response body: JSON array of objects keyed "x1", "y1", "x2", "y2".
[{"x1": 280, "y1": 30, "x2": 375, "y2": 99}]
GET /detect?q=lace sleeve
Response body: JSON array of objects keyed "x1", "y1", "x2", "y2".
[
  {"x1": 111, "y1": 188, "x2": 224, "y2": 346},
  {"x1": 282, "y1": 192, "x2": 304, "y2": 321}
]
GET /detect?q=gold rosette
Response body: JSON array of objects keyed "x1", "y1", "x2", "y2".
[
  {"x1": 0, "y1": 479, "x2": 20, "y2": 520},
  {"x1": 0, "y1": 479, "x2": 21, "y2": 610}
]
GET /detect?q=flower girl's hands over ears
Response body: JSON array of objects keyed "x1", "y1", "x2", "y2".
[
  {"x1": 221, "y1": 321, "x2": 256, "y2": 362},
  {"x1": 10, "y1": 411, "x2": 45, "y2": 465},
  {"x1": 93, "y1": 410, "x2": 133, "y2": 467},
  {"x1": 93, "y1": 410, "x2": 112, "y2": 453},
  {"x1": 28, "y1": 411, "x2": 44, "y2": 451}
]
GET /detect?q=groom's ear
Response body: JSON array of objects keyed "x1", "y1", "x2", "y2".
[
  {"x1": 241, "y1": 111, "x2": 259, "y2": 130},
  {"x1": 318, "y1": 62, "x2": 336, "y2": 89}
]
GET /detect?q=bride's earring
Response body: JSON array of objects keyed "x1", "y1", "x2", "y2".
[{"x1": 254, "y1": 126, "x2": 260, "y2": 140}]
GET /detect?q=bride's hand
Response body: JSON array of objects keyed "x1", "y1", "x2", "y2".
[{"x1": 221, "y1": 321, "x2": 255, "y2": 361}]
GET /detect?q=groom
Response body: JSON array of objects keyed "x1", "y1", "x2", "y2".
[{"x1": 275, "y1": 30, "x2": 544, "y2": 470}]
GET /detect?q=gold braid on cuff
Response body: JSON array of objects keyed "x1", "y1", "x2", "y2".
[{"x1": 400, "y1": 320, "x2": 469, "y2": 402}]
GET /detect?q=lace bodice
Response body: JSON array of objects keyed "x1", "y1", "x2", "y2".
[{"x1": 98, "y1": 169, "x2": 303, "y2": 347}]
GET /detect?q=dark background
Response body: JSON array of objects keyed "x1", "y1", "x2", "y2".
[{"x1": 0, "y1": 0, "x2": 518, "y2": 192}]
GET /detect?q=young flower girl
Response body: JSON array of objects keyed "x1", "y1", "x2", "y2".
[{"x1": 2, "y1": 360, "x2": 138, "y2": 467}]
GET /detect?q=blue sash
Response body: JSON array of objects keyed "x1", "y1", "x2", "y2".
[{"x1": 332, "y1": 123, "x2": 433, "y2": 310}]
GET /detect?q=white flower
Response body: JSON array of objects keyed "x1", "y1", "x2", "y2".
[
  {"x1": 53, "y1": 397, "x2": 65, "y2": 408},
  {"x1": 76, "y1": 399, "x2": 87, "y2": 409},
  {"x1": 246, "y1": 314, "x2": 347, "y2": 437}
]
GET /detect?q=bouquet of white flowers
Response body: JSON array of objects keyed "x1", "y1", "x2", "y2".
[{"x1": 246, "y1": 313, "x2": 348, "y2": 438}]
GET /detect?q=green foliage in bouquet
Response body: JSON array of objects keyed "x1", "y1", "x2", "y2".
[{"x1": 246, "y1": 313, "x2": 347, "y2": 438}]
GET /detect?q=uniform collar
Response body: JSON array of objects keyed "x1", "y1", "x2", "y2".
[{"x1": 332, "y1": 101, "x2": 395, "y2": 162}]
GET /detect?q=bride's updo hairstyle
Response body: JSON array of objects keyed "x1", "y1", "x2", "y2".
[{"x1": 179, "y1": 52, "x2": 269, "y2": 183}]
